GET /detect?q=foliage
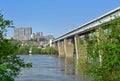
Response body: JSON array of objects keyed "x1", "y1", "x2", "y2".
[
  {"x1": 0, "y1": 11, "x2": 32, "y2": 81},
  {"x1": 17, "y1": 45, "x2": 29, "y2": 54},
  {"x1": 31, "y1": 46, "x2": 57, "y2": 54},
  {"x1": 85, "y1": 17, "x2": 120, "y2": 81},
  {"x1": 32, "y1": 48, "x2": 42, "y2": 54},
  {"x1": 45, "y1": 46, "x2": 57, "y2": 54}
]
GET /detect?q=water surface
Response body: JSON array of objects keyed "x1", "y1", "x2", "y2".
[{"x1": 15, "y1": 55, "x2": 90, "y2": 81}]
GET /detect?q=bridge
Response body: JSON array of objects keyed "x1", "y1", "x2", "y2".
[{"x1": 51, "y1": 7, "x2": 120, "y2": 60}]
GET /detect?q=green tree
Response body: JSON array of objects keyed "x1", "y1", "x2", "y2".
[
  {"x1": 18, "y1": 45, "x2": 29, "y2": 54},
  {"x1": 48, "y1": 46, "x2": 57, "y2": 54},
  {"x1": 0, "y1": 12, "x2": 32, "y2": 81},
  {"x1": 85, "y1": 17, "x2": 120, "y2": 81},
  {"x1": 32, "y1": 47, "x2": 42, "y2": 54}
]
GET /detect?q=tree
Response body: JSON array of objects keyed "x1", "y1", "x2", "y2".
[
  {"x1": 85, "y1": 17, "x2": 120, "y2": 81},
  {"x1": 17, "y1": 45, "x2": 29, "y2": 54},
  {"x1": 0, "y1": 11, "x2": 32, "y2": 81}
]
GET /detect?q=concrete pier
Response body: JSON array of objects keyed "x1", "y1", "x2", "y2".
[
  {"x1": 64, "y1": 39, "x2": 74, "y2": 58},
  {"x1": 58, "y1": 41, "x2": 65, "y2": 57}
]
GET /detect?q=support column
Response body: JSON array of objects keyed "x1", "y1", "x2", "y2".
[
  {"x1": 74, "y1": 35, "x2": 88, "y2": 74},
  {"x1": 58, "y1": 41, "x2": 65, "y2": 57},
  {"x1": 74, "y1": 35, "x2": 87, "y2": 60},
  {"x1": 64, "y1": 39, "x2": 74, "y2": 58},
  {"x1": 52, "y1": 42, "x2": 58, "y2": 54},
  {"x1": 64, "y1": 39, "x2": 67, "y2": 57},
  {"x1": 95, "y1": 28, "x2": 105, "y2": 65},
  {"x1": 74, "y1": 35, "x2": 81, "y2": 59},
  {"x1": 54, "y1": 42, "x2": 58, "y2": 51},
  {"x1": 82, "y1": 35, "x2": 88, "y2": 62}
]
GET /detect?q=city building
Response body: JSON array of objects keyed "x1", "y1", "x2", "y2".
[
  {"x1": 14, "y1": 27, "x2": 54, "y2": 48},
  {"x1": 14, "y1": 27, "x2": 32, "y2": 41},
  {"x1": 36, "y1": 32, "x2": 43, "y2": 37},
  {"x1": 35, "y1": 34, "x2": 54, "y2": 47},
  {"x1": 36, "y1": 35, "x2": 54, "y2": 42},
  {"x1": 35, "y1": 32, "x2": 43, "y2": 41}
]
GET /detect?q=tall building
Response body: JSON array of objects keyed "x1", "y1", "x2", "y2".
[
  {"x1": 36, "y1": 32, "x2": 43, "y2": 41},
  {"x1": 36, "y1": 32, "x2": 43, "y2": 37},
  {"x1": 14, "y1": 27, "x2": 32, "y2": 41}
]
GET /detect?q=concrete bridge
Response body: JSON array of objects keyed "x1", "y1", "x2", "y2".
[{"x1": 52, "y1": 7, "x2": 120, "y2": 60}]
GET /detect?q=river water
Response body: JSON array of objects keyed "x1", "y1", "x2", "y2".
[{"x1": 15, "y1": 55, "x2": 90, "y2": 81}]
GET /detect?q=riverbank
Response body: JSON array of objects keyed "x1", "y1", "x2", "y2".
[{"x1": 17, "y1": 46, "x2": 58, "y2": 55}]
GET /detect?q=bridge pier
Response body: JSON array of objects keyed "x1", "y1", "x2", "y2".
[
  {"x1": 74, "y1": 35, "x2": 87, "y2": 61},
  {"x1": 95, "y1": 28, "x2": 105, "y2": 65},
  {"x1": 52, "y1": 42, "x2": 58, "y2": 50},
  {"x1": 74, "y1": 35, "x2": 81, "y2": 59},
  {"x1": 64, "y1": 39, "x2": 74, "y2": 58},
  {"x1": 58, "y1": 41, "x2": 65, "y2": 57}
]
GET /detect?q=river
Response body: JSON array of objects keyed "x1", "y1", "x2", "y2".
[{"x1": 15, "y1": 55, "x2": 90, "y2": 81}]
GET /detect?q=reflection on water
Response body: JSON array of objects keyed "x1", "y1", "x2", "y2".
[
  {"x1": 64, "y1": 58, "x2": 75, "y2": 75},
  {"x1": 15, "y1": 55, "x2": 90, "y2": 81}
]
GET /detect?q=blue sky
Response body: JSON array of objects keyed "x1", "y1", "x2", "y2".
[{"x1": 0, "y1": 0, "x2": 120, "y2": 38}]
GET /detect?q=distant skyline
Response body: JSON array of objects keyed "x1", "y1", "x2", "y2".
[{"x1": 0, "y1": 0, "x2": 120, "y2": 38}]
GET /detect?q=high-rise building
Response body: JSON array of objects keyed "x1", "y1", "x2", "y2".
[
  {"x1": 36, "y1": 32, "x2": 43, "y2": 37},
  {"x1": 14, "y1": 27, "x2": 32, "y2": 41},
  {"x1": 36, "y1": 32, "x2": 43, "y2": 41}
]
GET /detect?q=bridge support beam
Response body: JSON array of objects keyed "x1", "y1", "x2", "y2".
[
  {"x1": 52, "y1": 42, "x2": 58, "y2": 54},
  {"x1": 53, "y1": 42, "x2": 58, "y2": 51},
  {"x1": 58, "y1": 41, "x2": 65, "y2": 57},
  {"x1": 64, "y1": 39, "x2": 74, "y2": 58},
  {"x1": 74, "y1": 35, "x2": 81, "y2": 59},
  {"x1": 95, "y1": 28, "x2": 105, "y2": 65},
  {"x1": 74, "y1": 35, "x2": 87, "y2": 61}
]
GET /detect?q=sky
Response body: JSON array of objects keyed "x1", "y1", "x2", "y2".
[{"x1": 0, "y1": 0, "x2": 120, "y2": 38}]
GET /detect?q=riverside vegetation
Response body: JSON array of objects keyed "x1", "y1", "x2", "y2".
[
  {"x1": 78, "y1": 16, "x2": 120, "y2": 81},
  {"x1": 0, "y1": 12, "x2": 32, "y2": 81},
  {"x1": 17, "y1": 45, "x2": 57, "y2": 55}
]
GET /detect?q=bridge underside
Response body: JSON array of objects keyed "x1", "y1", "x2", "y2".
[
  {"x1": 54, "y1": 34, "x2": 88, "y2": 59},
  {"x1": 52, "y1": 7, "x2": 120, "y2": 60}
]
